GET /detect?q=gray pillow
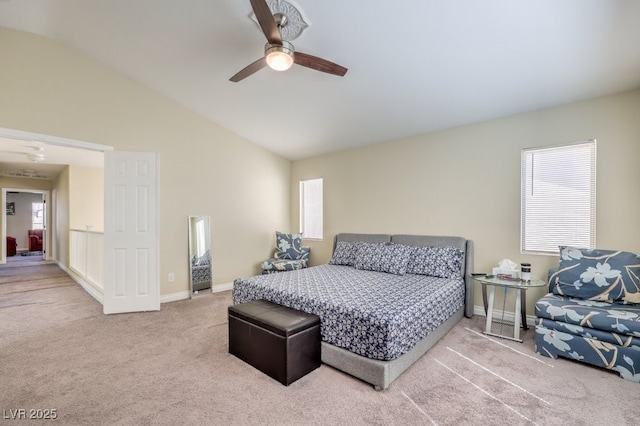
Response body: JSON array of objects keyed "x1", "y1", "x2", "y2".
[
  {"x1": 329, "y1": 241, "x2": 359, "y2": 266},
  {"x1": 353, "y1": 242, "x2": 412, "y2": 275},
  {"x1": 406, "y1": 246, "x2": 464, "y2": 278}
]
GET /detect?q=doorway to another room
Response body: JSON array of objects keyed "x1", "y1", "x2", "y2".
[
  {"x1": 4, "y1": 190, "x2": 48, "y2": 263},
  {"x1": 0, "y1": 128, "x2": 160, "y2": 314}
]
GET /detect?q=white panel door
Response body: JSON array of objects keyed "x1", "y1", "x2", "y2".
[{"x1": 103, "y1": 151, "x2": 159, "y2": 314}]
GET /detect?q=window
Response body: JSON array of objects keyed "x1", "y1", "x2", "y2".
[
  {"x1": 32, "y1": 202, "x2": 44, "y2": 230},
  {"x1": 195, "y1": 218, "x2": 206, "y2": 258},
  {"x1": 299, "y1": 178, "x2": 323, "y2": 240},
  {"x1": 521, "y1": 141, "x2": 596, "y2": 254}
]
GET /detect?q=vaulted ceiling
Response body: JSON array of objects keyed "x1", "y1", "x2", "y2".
[{"x1": 1, "y1": 0, "x2": 639, "y2": 161}]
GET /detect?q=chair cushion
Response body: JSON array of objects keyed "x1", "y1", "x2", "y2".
[
  {"x1": 191, "y1": 264, "x2": 211, "y2": 283},
  {"x1": 261, "y1": 258, "x2": 308, "y2": 274},
  {"x1": 536, "y1": 293, "x2": 640, "y2": 337},
  {"x1": 552, "y1": 246, "x2": 640, "y2": 304},
  {"x1": 274, "y1": 232, "x2": 304, "y2": 260}
]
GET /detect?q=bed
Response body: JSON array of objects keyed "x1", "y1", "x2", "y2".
[{"x1": 232, "y1": 233, "x2": 474, "y2": 390}]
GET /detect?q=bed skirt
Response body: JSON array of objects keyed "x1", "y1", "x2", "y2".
[{"x1": 321, "y1": 307, "x2": 464, "y2": 390}]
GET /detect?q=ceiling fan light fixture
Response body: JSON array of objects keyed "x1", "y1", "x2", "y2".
[
  {"x1": 26, "y1": 153, "x2": 45, "y2": 163},
  {"x1": 230, "y1": 0, "x2": 347, "y2": 82},
  {"x1": 265, "y1": 42, "x2": 294, "y2": 71}
]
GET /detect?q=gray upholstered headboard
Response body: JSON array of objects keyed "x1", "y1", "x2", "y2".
[
  {"x1": 333, "y1": 233, "x2": 474, "y2": 318},
  {"x1": 333, "y1": 233, "x2": 391, "y2": 247}
]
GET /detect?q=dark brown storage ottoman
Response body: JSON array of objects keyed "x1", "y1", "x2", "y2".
[{"x1": 228, "y1": 299, "x2": 321, "y2": 385}]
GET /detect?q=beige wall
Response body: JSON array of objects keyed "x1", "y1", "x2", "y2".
[
  {"x1": 291, "y1": 89, "x2": 640, "y2": 313},
  {"x1": 3, "y1": 25, "x2": 638, "y2": 313},
  {"x1": 0, "y1": 27, "x2": 291, "y2": 295},
  {"x1": 53, "y1": 168, "x2": 70, "y2": 268},
  {"x1": 69, "y1": 165, "x2": 104, "y2": 232},
  {"x1": 0, "y1": 177, "x2": 53, "y2": 193}
]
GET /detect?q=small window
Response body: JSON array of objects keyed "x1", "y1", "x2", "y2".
[
  {"x1": 521, "y1": 141, "x2": 596, "y2": 254},
  {"x1": 299, "y1": 178, "x2": 323, "y2": 240},
  {"x1": 32, "y1": 202, "x2": 44, "y2": 230},
  {"x1": 195, "y1": 218, "x2": 206, "y2": 258}
]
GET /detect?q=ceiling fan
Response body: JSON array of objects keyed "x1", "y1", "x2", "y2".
[
  {"x1": 0, "y1": 145, "x2": 46, "y2": 163},
  {"x1": 230, "y1": 0, "x2": 348, "y2": 82}
]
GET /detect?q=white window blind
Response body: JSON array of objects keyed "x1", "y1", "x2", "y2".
[
  {"x1": 300, "y1": 178, "x2": 323, "y2": 240},
  {"x1": 32, "y1": 202, "x2": 44, "y2": 230},
  {"x1": 521, "y1": 141, "x2": 596, "y2": 254},
  {"x1": 195, "y1": 219, "x2": 206, "y2": 258}
]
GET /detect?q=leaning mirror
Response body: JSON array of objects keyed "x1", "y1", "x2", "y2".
[{"x1": 188, "y1": 216, "x2": 212, "y2": 297}]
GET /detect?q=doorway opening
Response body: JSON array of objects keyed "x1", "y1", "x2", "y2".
[
  {"x1": 0, "y1": 127, "x2": 107, "y2": 267},
  {"x1": 1, "y1": 127, "x2": 161, "y2": 314},
  {"x1": 3, "y1": 189, "x2": 49, "y2": 264}
]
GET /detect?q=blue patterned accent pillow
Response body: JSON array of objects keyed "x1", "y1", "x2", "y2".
[
  {"x1": 405, "y1": 246, "x2": 464, "y2": 278},
  {"x1": 552, "y1": 246, "x2": 640, "y2": 304},
  {"x1": 274, "y1": 232, "x2": 304, "y2": 260},
  {"x1": 353, "y1": 242, "x2": 412, "y2": 275},
  {"x1": 329, "y1": 241, "x2": 359, "y2": 266}
]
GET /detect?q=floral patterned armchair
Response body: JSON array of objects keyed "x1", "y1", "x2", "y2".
[
  {"x1": 191, "y1": 249, "x2": 211, "y2": 290},
  {"x1": 260, "y1": 232, "x2": 310, "y2": 274},
  {"x1": 535, "y1": 246, "x2": 640, "y2": 382}
]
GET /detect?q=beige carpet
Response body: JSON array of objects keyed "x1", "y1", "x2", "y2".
[{"x1": 1, "y1": 264, "x2": 638, "y2": 425}]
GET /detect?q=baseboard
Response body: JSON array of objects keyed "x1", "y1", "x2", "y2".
[
  {"x1": 57, "y1": 261, "x2": 234, "y2": 308},
  {"x1": 160, "y1": 282, "x2": 233, "y2": 304},
  {"x1": 161, "y1": 291, "x2": 190, "y2": 303},
  {"x1": 212, "y1": 282, "x2": 233, "y2": 293},
  {"x1": 56, "y1": 264, "x2": 234, "y2": 307},
  {"x1": 58, "y1": 261, "x2": 104, "y2": 305},
  {"x1": 473, "y1": 305, "x2": 537, "y2": 327}
]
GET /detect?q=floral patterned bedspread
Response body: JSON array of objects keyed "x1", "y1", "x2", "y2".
[{"x1": 232, "y1": 264, "x2": 465, "y2": 361}]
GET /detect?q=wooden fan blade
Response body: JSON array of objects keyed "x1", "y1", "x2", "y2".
[
  {"x1": 229, "y1": 57, "x2": 267, "y2": 82},
  {"x1": 294, "y1": 52, "x2": 348, "y2": 77},
  {"x1": 250, "y1": 0, "x2": 282, "y2": 45}
]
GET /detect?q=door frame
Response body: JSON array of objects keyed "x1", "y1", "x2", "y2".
[
  {"x1": 1, "y1": 127, "x2": 112, "y2": 267},
  {"x1": 1, "y1": 188, "x2": 50, "y2": 262},
  {"x1": 0, "y1": 127, "x2": 160, "y2": 312}
]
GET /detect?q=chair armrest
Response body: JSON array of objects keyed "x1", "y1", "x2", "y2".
[
  {"x1": 300, "y1": 246, "x2": 310, "y2": 261},
  {"x1": 547, "y1": 267, "x2": 559, "y2": 292}
]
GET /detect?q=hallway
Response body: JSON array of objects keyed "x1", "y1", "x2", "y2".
[{"x1": 4, "y1": 252, "x2": 49, "y2": 267}]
